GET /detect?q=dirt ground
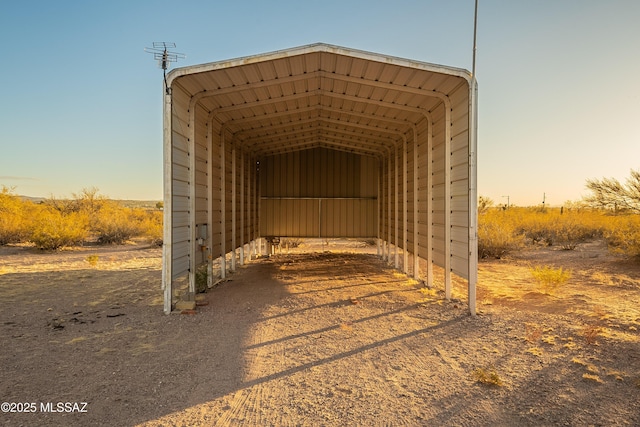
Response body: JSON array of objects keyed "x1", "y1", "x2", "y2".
[{"x1": 1, "y1": 238, "x2": 639, "y2": 426}]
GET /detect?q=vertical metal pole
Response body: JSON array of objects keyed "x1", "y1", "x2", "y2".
[
  {"x1": 253, "y1": 159, "x2": 258, "y2": 258},
  {"x1": 403, "y1": 136, "x2": 408, "y2": 274},
  {"x1": 188, "y1": 104, "x2": 197, "y2": 296},
  {"x1": 468, "y1": 0, "x2": 479, "y2": 316},
  {"x1": 444, "y1": 104, "x2": 452, "y2": 300},
  {"x1": 377, "y1": 157, "x2": 381, "y2": 257},
  {"x1": 162, "y1": 85, "x2": 173, "y2": 314},
  {"x1": 231, "y1": 145, "x2": 237, "y2": 272},
  {"x1": 207, "y1": 121, "x2": 213, "y2": 288},
  {"x1": 427, "y1": 121, "x2": 434, "y2": 286},
  {"x1": 394, "y1": 143, "x2": 399, "y2": 269},
  {"x1": 248, "y1": 156, "x2": 253, "y2": 259},
  {"x1": 220, "y1": 129, "x2": 226, "y2": 279},
  {"x1": 387, "y1": 153, "x2": 392, "y2": 264},
  {"x1": 413, "y1": 127, "x2": 419, "y2": 279},
  {"x1": 240, "y1": 150, "x2": 245, "y2": 265},
  {"x1": 254, "y1": 160, "x2": 264, "y2": 256},
  {"x1": 319, "y1": 198, "x2": 323, "y2": 251}
]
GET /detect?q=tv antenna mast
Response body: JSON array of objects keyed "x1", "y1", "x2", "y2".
[{"x1": 145, "y1": 42, "x2": 185, "y2": 95}]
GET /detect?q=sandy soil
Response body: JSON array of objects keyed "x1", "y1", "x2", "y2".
[{"x1": 1, "y1": 239, "x2": 639, "y2": 426}]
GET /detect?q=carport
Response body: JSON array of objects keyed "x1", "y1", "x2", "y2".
[{"x1": 161, "y1": 43, "x2": 478, "y2": 315}]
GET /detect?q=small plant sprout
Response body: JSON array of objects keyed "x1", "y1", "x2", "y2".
[
  {"x1": 530, "y1": 265, "x2": 572, "y2": 294},
  {"x1": 86, "y1": 255, "x2": 99, "y2": 267},
  {"x1": 472, "y1": 366, "x2": 504, "y2": 387},
  {"x1": 524, "y1": 323, "x2": 542, "y2": 343},
  {"x1": 583, "y1": 324, "x2": 602, "y2": 345}
]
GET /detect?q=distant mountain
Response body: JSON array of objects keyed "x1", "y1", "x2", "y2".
[
  {"x1": 18, "y1": 195, "x2": 161, "y2": 209},
  {"x1": 19, "y1": 195, "x2": 46, "y2": 203}
]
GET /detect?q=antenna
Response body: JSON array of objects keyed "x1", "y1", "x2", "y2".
[{"x1": 145, "y1": 42, "x2": 185, "y2": 95}]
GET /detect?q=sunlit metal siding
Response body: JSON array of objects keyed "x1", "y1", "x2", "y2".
[
  {"x1": 449, "y1": 82, "x2": 471, "y2": 280},
  {"x1": 169, "y1": 85, "x2": 190, "y2": 281}
]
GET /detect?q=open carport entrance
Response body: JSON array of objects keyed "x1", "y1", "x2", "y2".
[{"x1": 162, "y1": 43, "x2": 477, "y2": 314}]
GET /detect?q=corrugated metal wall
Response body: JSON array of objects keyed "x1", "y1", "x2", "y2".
[
  {"x1": 169, "y1": 85, "x2": 191, "y2": 281},
  {"x1": 259, "y1": 148, "x2": 378, "y2": 237},
  {"x1": 449, "y1": 83, "x2": 470, "y2": 279}
]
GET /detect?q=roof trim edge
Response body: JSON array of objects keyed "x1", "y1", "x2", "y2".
[{"x1": 166, "y1": 43, "x2": 472, "y2": 89}]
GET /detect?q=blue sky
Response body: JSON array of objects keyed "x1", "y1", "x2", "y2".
[{"x1": 0, "y1": 0, "x2": 638, "y2": 206}]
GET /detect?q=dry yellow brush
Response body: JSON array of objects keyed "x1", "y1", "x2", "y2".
[
  {"x1": 530, "y1": 265, "x2": 572, "y2": 295},
  {"x1": 0, "y1": 187, "x2": 162, "y2": 250},
  {"x1": 478, "y1": 205, "x2": 640, "y2": 260}
]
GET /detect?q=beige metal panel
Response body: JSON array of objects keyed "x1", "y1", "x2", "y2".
[
  {"x1": 360, "y1": 155, "x2": 378, "y2": 198},
  {"x1": 260, "y1": 199, "x2": 274, "y2": 236},
  {"x1": 259, "y1": 198, "x2": 320, "y2": 237},
  {"x1": 321, "y1": 199, "x2": 377, "y2": 237},
  {"x1": 195, "y1": 185, "x2": 208, "y2": 198},
  {"x1": 172, "y1": 145, "x2": 189, "y2": 168},
  {"x1": 173, "y1": 240, "x2": 189, "y2": 260},
  {"x1": 451, "y1": 155, "x2": 469, "y2": 181},
  {"x1": 172, "y1": 225, "x2": 189, "y2": 244},
  {"x1": 261, "y1": 147, "x2": 375, "y2": 198},
  {"x1": 195, "y1": 157, "x2": 208, "y2": 174},
  {"x1": 223, "y1": 142, "x2": 233, "y2": 254},
  {"x1": 195, "y1": 172, "x2": 208, "y2": 189},
  {"x1": 171, "y1": 255, "x2": 189, "y2": 281},
  {"x1": 450, "y1": 195, "x2": 470, "y2": 212},
  {"x1": 451, "y1": 132, "x2": 469, "y2": 157},
  {"x1": 451, "y1": 180, "x2": 469, "y2": 199},
  {"x1": 173, "y1": 180, "x2": 190, "y2": 199},
  {"x1": 172, "y1": 212, "x2": 190, "y2": 228},
  {"x1": 172, "y1": 195, "x2": 189, "y2": 213},
  {"x1": 451, "y1": 225, "x2": 468, "y2": 244},
  {"x1": 451, "y1": 211, "x2": 469, "y2": 228},
  {"x1": 432, "y1": 248, "x2": 446, "y2": 266},
  {"x1": 451, "y1": 254, "x2": 469, "y2": 280},
  {"x1": 173, "y1": 164, "x2": 189, "y2": 183}
]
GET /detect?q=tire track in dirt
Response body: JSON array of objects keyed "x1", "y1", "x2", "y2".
[{"x1": 214, "y1": 307, "x2": 288, "y2": 426}]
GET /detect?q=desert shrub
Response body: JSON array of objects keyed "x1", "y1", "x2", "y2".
[
  {"x1": 509, "y1": 208, "x2": 603, "y2": 249},
  {"x1": 603, "y1": 214, "x2": 640, "y2": 259},
  {"x1": 477, "y1": 196, "x2": 494, "y2": 214},
  {"x1": 195, "y1": 264, "x2": 208, "y2": 293},
  {"x1": 44, "y1": 187, "x2": 108, "y2": 215},
  {"x1": 140, "y1": 209, "x2": 163, "y2": 246},
  {"x1": 549, "y1": 213, "x2": 601, "y2": 250},
  {"x1": 477, "y1": 209, "x2": 524, "y2": 258},
  {"x1": 91, "y1": 202, "x2": 144, "y2": 245},
  {"x1": 30, "y1": 207, "x2": 88, "y2": 250},
  {"x1": 0, "y1": 187, "x2": 32, "y2": 244},
  {"x1": 517, "y1": 211, "x2": 554, "y2": 246},
  {"x1": 86, "y1": 255, "x2": 99, "y2": 267},
  {"x1": 530, "y1": 265, "x2": 572, "y2": 294}
]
